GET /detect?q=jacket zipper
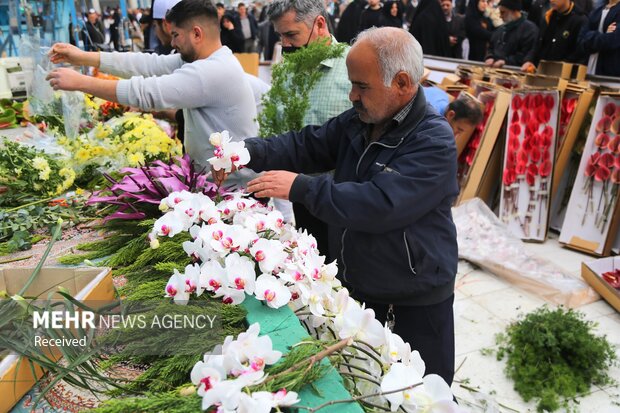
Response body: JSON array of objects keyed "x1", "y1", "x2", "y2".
[
  {"x1": 340, "y1": 228, "x2": 348, "y2": 282},
  {"x1": 403, "y1": 232, "x2": 417, "y2": 275},
  {"x1": 343, "y1": 137, "x2": 407, "y2": 283}
]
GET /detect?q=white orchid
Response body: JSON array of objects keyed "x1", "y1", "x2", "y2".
[
  {"x1": 249, "y1": 238, "x2": 288, "y2": 274},
  {"x1": 160, "y1": 190, "x2": 194, "y2": 211},
  {"x1": 209, "y1": 224, "x2": 255, "y2": 257},
  {"x1": 380, "y1": 325, "x2": 412, "y2": 364},
  {"x1": 337, "y1": 304, "x2": 385, "y2": 348},
  {"x1": 183, "y1": 263, "x2": 205, "y2": 296},
  {"x1": 254, "y1": 274, "x2": 292, "y2": 309},
  {"x1": 165, "y1": 269, "x2": 190, "y2": 304},
  {"x1": 202, "y1": 260, "x2": 227, "y2": 293},
  {"x1": 251, "y1": 389, "x2": 300, "y2": 410},
  {"x1": 223, "y1": 253, "x2": 256, "y2": 295},
  {"x1": 190, "y1": 358, "x2": 226, "y2": 397},
  {"x1": 152, "y1": 210, "x2": 187, "y2": 238},
  {"x1": 380, "y1": 362, "x2": 424, "y2": 412},
  {"x1": 182, "y1": 238, "x2": 213, "y2": 263},
  {"x1": 208, "y1": 131, "x2": 251, "y2": 173}
]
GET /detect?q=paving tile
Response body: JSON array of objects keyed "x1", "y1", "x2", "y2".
[
  {"x1": 454, "y1": 298, "x2": 509, "y2": 356},
  {"x1": 470, "y1": 288, "x2": 547, "y2": 323},
  {"x1": 456, "y1": 270, "x2": 512, "y2": 298}
]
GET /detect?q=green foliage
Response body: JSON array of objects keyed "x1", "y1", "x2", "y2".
[
  {"x1": 258, "y1": 39, "x2": 346, "y2": 137},
  {"x1": 91, "y1": 388, "x2": 202, "y2": 413},
  {"x1": 496, "y1": 306, "x2": 617, "y2": 412},
  {"x1": 0, "y1": 138, "x2": 75, "y2": 198}
]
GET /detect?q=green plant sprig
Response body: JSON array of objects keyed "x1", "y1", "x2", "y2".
[{"x1": 495, "y1": 306, "x2": 617, "y2": 412}]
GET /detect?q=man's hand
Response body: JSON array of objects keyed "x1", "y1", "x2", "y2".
[
  {"x1": 607, "y1": 22, "x2": 616, "y2": 33},
  {"x1": 49, "y1": 43, "x2": 100, "y2": 67},
  {"x1": 247, "y1": 171, "x2": 298, "y2": 200},
  {"x1": 449, "y1": 36, "x2": 458, "y2": 46},
  {"x1": 223, "y1": 20, "x2": 234, "y2": 30},
  {"x1": 521, "y1": 61, "x2": 536, "y2": 73},
  {"x1": 46, "y1": 68, "x2": 88, "y2": 91},
  {"x1": 492, "y1": 59, "x2": 506, "y2": 68},
  {"x1": 484, "y1": 58, "x2": 494, "y2": 66}
]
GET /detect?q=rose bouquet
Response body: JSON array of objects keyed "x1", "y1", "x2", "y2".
[{"x1": 500, "y1": 90, "x2": 559, "y2": 240}]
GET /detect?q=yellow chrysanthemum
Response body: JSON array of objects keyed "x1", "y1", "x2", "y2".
[
  {"x1": 32, "y1": 156, "x2": 49, "y2": 171},
  {"x1": 127, "y1": 152, "x2": 145, "y2": 166},
  {"x1": 75, "y1": 148, "x2": 92, "y2": 163}
]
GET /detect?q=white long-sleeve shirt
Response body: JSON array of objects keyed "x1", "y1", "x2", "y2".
[{"x1": 99, "y1": 46, "x2": 258, "y2": 188}]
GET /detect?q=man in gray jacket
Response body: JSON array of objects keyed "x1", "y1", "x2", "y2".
[{"x1": 47, "y1": 0, "x2": 257, "y2": 188}]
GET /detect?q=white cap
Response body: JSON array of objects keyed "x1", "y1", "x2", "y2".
[{"x1": 152, "y1": 0, "x2": 182, "y2": 19}]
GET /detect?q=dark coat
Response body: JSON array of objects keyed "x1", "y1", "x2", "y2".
[
  {"x1": 410, "y1": 0, "x2": 451, "y2": 57},
  {"x1": 244, "y1": 89, "x2": 458, "y2": 305},
  {"x1": 220, "y1": 13, "x2": 244, "y2": 53},
  {"x1": 486, "y1": 16, "x2": 539, "y2": 66},
  {"x1": 465, "y1": 1, "x2": 494, "y2": 61},
  {"x1": 447, "y1": 12, "x2": 466, "y2": 59},
  {"x1": 360, "y1": 6, "x2": 384, "y2": 30},
  {"x1": 380, "y1": 0, "x2": 404, "y2": 27},
  {"x1": 580, "y1": 2, "x2": 620, "y2": 77},
  {"x1": 336, "y1": 0, "x2": 366, "y2": 43},
  {"x1": 527, "y1": 4, "x2": 588, "y2": 64}
]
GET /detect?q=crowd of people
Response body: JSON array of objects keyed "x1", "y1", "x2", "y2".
[
  {"x1": 330, "y1": 0, "x2": 619, "y2": 76},
  {"x1": 72, "y1": 0, "x2": 620, "y2": 77}
]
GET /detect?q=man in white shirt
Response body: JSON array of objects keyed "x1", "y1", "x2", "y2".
[{"x1": 47, "y1": 0, "x2": 257, "y2": 188}]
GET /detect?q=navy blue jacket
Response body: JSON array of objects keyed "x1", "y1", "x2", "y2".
[
  {"x1": 580, "y1": 2, "x2": 620, "y2": 77},
  {"x1": 244, "y1": 89, "x2": 459, "y2": 306}
]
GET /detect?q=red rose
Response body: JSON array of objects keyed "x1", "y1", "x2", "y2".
[
  {"x1": 527, "y1": 162, "x2": 539, "y2": 176},
  {"x1": 595, "y1": 133, "x2": 610, "y2": 148},
  {"x1": 516, "y1": 161, "x2": 527, "y2": 175},
  {"x1": 512, "y1": 95, "x2": 522, "y2": 111},
  {"x1": 599, "y1": 152, "x2": 615, "y2": 169},
  {"x1": 596, "y1": 116, "x2": 612, "y2": 133},
  {"x1": 595, "y1": 165, "x2": 611, "y2": 182},
  {"x1": 544, "y1": 94, "x2": 555, "y2": 110},
  {"x1": 615, "y1": 154, "x2": 620, "y2": 169},
  {"x1": 537, "y1": 107, "x2": 551, "y2": 124},
  {"x1": 509, "y1": 134, "x2": 520, "y2": 152},
  {"x1": 503, "y1": 167, "x2": 516, "y2": 186},
  {"x1": 517, "y1": 149, "x2": 529, "y2": 164},
  {"x1": 608, "y1": 136, "x2": 620, "y2": 154},
  {"x1": 603, "y1": 102, "x2": 616, "y2": 117},
  {"x1": 612, "y1": 169, "x2": 620, "y2": 184},
  {"x1": 509, "y1": 122, "x2": 521, "y2": 136},
  {"x1": 533, "y1": 94, "x2": 544, "y2": 108},
  {"x1": 530, "y1": 147, "x2": 542, "y2": 163},
  {"x1": 521, "y1": 109, "x2": 530, "y2": 125},
  {"x1": 511, "y1": 111, "x2": 520, "y2": 124},
  {"x1": 539, "y1": 159, "x2": 552, "y2": 177},
  {"x1": 507, "y1": 150, "x2": 517, "y2": 167},
  {"x1": 526, "y1": 171, "x2": 536, "y2": 186}
]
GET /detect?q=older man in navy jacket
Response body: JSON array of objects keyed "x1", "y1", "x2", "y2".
[{"x1": 217, "y1": 26, "x2": 459, "y2": 385}]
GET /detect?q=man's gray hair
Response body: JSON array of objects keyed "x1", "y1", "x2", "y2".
[
  {"x1": 355, "y1": 27, "x2": 424, "y2": 87},
  {"x1": 266, "y1": 0, "x2": 324, "y2": 27}
]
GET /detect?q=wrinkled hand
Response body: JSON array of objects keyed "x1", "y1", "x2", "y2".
[
  {"x1": 46, "y1": 68, "x2": 87, "y2": 91},
  {"x1": 211, "y1": 164, "x2": 237, "y2": 187},
  {"x1": 607, "y1": 22, "x2": 616, "y2": 33},
  {"x1": 521, "y1": 61, "x2": 536, "y2": 73},
  {"x1": 492, "y1": 59, "x2": 505, "y2": 68},
  {"x1": 247, "y1": 171, "x2": 298, "y2": 200},
  {"x1": 484, "y1": 58, "x2": 494, "y2": 67},
  {"x1": 49, "y1": 43, "x2": 86, "y2": 66}
]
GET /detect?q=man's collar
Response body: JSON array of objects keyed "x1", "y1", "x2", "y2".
[
  {"x1": 320, "y1": 36, "x2": 344, "y2": 68},
  {"x1": 392, "y1": 95, "x2": 416, "y2": 126}
]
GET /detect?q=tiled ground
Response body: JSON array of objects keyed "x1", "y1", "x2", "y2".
[{"x1": 452, "y1": 233, "x2": 620, "y2": 412}]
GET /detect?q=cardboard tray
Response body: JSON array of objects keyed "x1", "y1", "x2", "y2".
[
  {"x1": 582, "y1": 257, "x2": 620, "y2": 312},
  {"x1": 0, "y1": 267, "x2": 114, "y2": 413}
]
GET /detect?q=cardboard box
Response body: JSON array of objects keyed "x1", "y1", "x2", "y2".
[
  {"x1": 457, "y1": 88, "x2": 512, "y2": 204},
  {"x1": 0, "y1": 267, "x2": 114, "y2": 413},
  {"x1": 523, "y1": 74, "x2": 569, "y2": 89},
  {"x1": 537, "y1": 60, "x2": 573, "y2": 79},
  {"x1": 559, "y1": 93, "x2": 620, "y2": 256},
  {"x1": 571, "y1": 64, "x2": 588, "y2": 82},
  {"x1": 552, "y1": 85, "x2": 595, "y2": 202},
  {"x1": 582, "y1": 257, "x2": 620, "y2": 312},
  {"x1": 498, "y1": 89, "x2": 560, "y2": 241}
]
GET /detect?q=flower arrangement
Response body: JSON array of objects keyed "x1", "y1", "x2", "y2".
[
  {"x1": 581, "y1": 100, "x2": 620, "y2": 232},
  {"x1": 457, "y1": 92, "x2": 495, "y2": 186},
  {"x1": 87, "y1": 154, "x2": 218, "y2": 222},
  {"x1": 602, "y1": 268, "x2": 620, "y2": 289},
  {"x1": 500, "y1": 90, "x2": 559, "y2": 240},
  {"x1": 59, "y1": 112, "x2": 182, "y2": 172},
  {"x1": 557, "y1": 92, "x2": 579, "y2": 151},
  {"x1": 141, "y1": 136, "x2": 460, "y2": 411},
  {"x1": 0, "y1": 138, "x2": 76, "y2": 198}
]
